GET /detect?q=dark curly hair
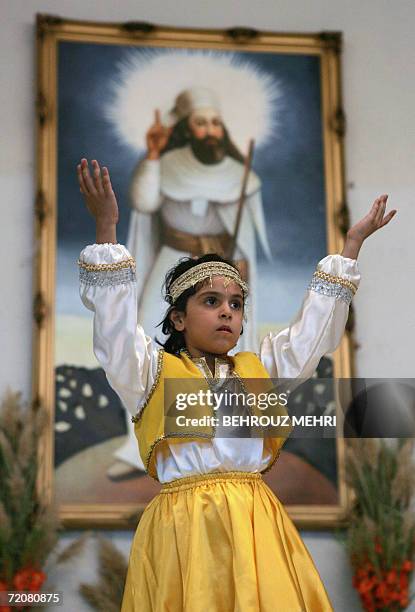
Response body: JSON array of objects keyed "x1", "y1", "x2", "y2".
[{"x1": 155, "y1": 253, "x2": 247, "y2": 356}]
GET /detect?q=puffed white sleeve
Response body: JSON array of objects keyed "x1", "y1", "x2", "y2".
[
  {"x1": 260, "y1": 254, "x2": 361, "y2": 382},
  {"x1": 78, "y1": 243, "x2": 160, "y2": 418}
]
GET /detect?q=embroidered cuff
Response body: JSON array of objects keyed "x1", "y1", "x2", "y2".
[
  {"x1": 78, "y1": 258, "x2": 136, "y2": 287},
  {"x1": 308, "y1": 270, "x2": 358, "y2": 305}
]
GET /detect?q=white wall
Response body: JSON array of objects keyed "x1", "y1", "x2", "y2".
[{"x1": 1, "y1": 1, "x2": 414, "y2": 610}]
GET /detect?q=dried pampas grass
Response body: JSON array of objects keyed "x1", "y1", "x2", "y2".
[
  {"x1": 0, "y1": 390, "x2": 85, "y2": 585},
  {"x1": 80, "y1": 536, "x2": 128, "y2": 611}
]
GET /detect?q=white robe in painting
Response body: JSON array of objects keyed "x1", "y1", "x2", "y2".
[{"x1": 126, "y1": 145, "x2": 272, "y2": 354}]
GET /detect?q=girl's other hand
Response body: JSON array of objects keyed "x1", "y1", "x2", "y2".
[
  {"x1": 77, "y1": 158, "x2": 119, "y2": 226},
  {"x1": 341, "y1": 194, "x2": 397, "y2": 259},
  {"x1": 347, "y1": 194, "x2": 397, "y2": 244}
]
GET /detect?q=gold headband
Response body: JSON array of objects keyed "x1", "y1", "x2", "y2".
[{"x1": 167, "y1": 261, "x2": 249, "y2": 303}]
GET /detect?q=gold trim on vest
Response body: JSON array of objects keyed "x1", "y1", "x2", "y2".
[
  {"x1": 144, "y1": 431, "x2": 214, "y2": 477},
  {"x1": 180, "y1": 348, "x2": 232, "y2": 379},
  {"x1": 131, "y1": 348, "x2": 165, "y2": 424}
]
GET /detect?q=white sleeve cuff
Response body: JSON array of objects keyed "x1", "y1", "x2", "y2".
[
  {"x1": 307, "y1": 254, "x2": 361, "y2": 305},
  {"x1": 79, "y1": 243, "x2": 133, "y2": 265},
  {"x1": 317, "y1": 254, "x2": 361, "y2": 287}
]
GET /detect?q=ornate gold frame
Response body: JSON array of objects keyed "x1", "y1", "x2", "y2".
[{"x1": 34, "y1": 14, "x2": 356, "y2": 528}]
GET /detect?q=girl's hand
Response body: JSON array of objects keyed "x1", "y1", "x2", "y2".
[
  {"x1": 146, "y1": 109, "x2": 172, "y2": 160},
  {"x1": 77, "y1": 158, "x2": 119, "y2": 225},
  {"x1": 347, "y1": 194, "x2": 397, "y2": 243},
  {"x1": 341, "y1": 194, "x2": 397, "y2": 259}
]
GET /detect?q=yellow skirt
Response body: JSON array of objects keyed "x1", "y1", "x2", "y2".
[{"x1": 121, "y1": 472, "x2": 333, "y2": 612}]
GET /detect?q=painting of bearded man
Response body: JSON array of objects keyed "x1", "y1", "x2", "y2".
[{"x1": 48, "y1": 39, "x2": 347, "y2": 520}]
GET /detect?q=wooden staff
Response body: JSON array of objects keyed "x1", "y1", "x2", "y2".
[{"x1": 226, "y1": 138, "x2": 255, "y2": 260}]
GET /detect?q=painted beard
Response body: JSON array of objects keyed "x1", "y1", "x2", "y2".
[{"x1": 189, "y1": 134, "x2": 227, "y2": 165}]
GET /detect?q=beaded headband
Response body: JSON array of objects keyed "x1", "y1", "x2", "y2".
[{"x1": 167, "y1": 261, "x2": 249, "y2": 303}]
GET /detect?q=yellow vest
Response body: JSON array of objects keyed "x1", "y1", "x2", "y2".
[{"x1": 133, "y1": 349, "x2": 293, "y2": 481}]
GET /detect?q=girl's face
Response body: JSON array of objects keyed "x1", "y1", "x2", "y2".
[{"x1": 170, "y1": 275, "x2": 244, "y2": 357}]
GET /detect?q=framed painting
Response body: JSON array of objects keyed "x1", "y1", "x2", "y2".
[{"x1": 34, "y1": 14, "x2": 356, "y2": 527}]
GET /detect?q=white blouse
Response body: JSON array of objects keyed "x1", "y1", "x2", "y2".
[{"x1": 79, "y1": 244, "x2": 361, "y2": 483}]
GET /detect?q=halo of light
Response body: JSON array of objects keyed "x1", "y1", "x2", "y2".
[{"x1": 104, "y1": 49, "x2": 282, "y2": 154}]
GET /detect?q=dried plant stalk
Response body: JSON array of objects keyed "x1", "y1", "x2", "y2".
[
  {"x1": 0, "y1": 390, "x2": 83, "y2": 587},
  {"x1": 79, "y1": 536, "x2": 128, "y2": 611}
]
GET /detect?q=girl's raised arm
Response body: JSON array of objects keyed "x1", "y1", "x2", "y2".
[
  {"x1": 260, "y1": 194, "x2": 397, "y2": 382},
  {"x1": 77, "y1": 159, "x2": 159, "y2": 419},
  {"x1": 260, "y1": 252, "x2": 360, "y2": 382}
]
